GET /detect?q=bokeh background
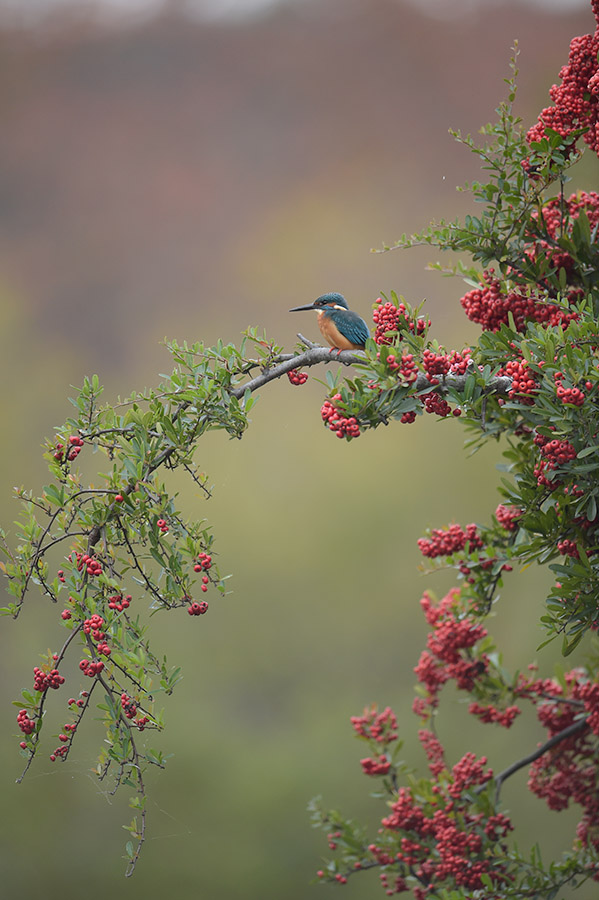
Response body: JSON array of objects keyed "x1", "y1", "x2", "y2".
[{"x1": 1, "y1": 0, "x2": 598, "y2": 897}]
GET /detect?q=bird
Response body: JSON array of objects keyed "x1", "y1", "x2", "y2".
[{"x1": 289, "y1": 292, "x2": 369, "y2": 351}]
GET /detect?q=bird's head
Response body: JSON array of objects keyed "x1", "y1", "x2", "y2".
[{"x1": 289, "y1": 292, "x2": 349, "y2": 313}]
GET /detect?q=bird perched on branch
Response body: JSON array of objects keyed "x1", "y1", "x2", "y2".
[{"x1": 289, "y1": 292, "x2": 369, "y2": 351}]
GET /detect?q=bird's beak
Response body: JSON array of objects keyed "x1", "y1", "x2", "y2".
[{"x1": 289, "y1": 303, "x2": 316, "y2": 312}]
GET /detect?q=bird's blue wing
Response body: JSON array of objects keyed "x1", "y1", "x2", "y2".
[{"x1": 342, "y1": 311, "x2": 370, "y2": 347}]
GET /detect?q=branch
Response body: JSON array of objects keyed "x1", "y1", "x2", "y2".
[
  {"x1": 230, "y1": 344, "x2": 365, "y2": 398},
  {"x1": 85, "y1": 339, "x2": 511, "y2": 555},
  {"x1": 16, "y1": 622, "x2": 84, "y2": 782},
  {"x1": 230, "y1": 338, "x2": 513, "y2": 399},
  {"x1": 493, "y1": 716, "x2": 590, "y2": 803}
]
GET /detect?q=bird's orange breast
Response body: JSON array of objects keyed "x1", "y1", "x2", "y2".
[{"x1": 316, "y1": 310, "x2": 362, "y2": 351}]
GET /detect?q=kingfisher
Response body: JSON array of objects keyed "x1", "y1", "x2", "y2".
[{"x1": 289, "y1": 292, "x2": 369, "y2": 351}]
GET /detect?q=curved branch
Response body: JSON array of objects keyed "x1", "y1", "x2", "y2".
[
  {"x1": 230, "y1": 339, "x2": 513, "y2": 399},
  {"x1": 493, "y1": 716, "x2": 590, "y2": 803},
  {"x1": 86, "y1": 339, "x2": 510, "y2": 553},
  {"x1": 230, "y1": 344, "x2": 365, "y2": 398}
]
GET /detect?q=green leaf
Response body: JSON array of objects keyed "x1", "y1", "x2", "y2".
[
  {"x1": 577, "y1": 445, "x2": 599, "y2": 458},
  {"x1": 43, "y1": 484, "x2": 65, "y2": 506},
  {"x1": 562, "y1": 630, "x2": 585, "y2": 657}
]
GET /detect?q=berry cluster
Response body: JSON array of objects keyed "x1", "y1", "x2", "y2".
[
  {"x1": 17, "y1": 709, "x2": 35, "y2": 735},
  {"x1": 33, "y1": 665, "x2": 65, "y2": 692},
  {"x1": 422, "y1": 349, "x2": 450, "y2": 378},
  {"x1": 502, "y1": 358, "x2": 538, "y2": 403},
  {"x1": 83, "y1": 614, "x2": 105, "y2": 640},
  {"x1": 352, "y1": 706, "x2": 399, "y2": 778},
  {"x1": 56, "y1": 722, "x2": 77, "y2": 746},
  {"x1": 555, "y1": 375, "x2": 586, "y2": 406},
  {"x1": 461, "y1": 269, "x2": 580, "y2": 333},
  {"x1": 79, "y1": 658, "x2": 104, "y2": 678},
  {"x1": 374, "y1": 747, "x2": 509, "y2": 895},
  {"x1": 351, "y1": 705, "x2": 398, "y2": 747},
  {"x1": 193, "y1": 551, "x2": 212, "y2": 591},
  {"x1": 536, "y1": 433, "x2": 577, "y2": 469},
  {"x1": 360, "y1": 755, "x2": 391, "y2": 776},
  {"x1": 558, "y1": 538, "x2": 580, "y2": 558},
  {"x1": 534, "y1": 459, "x2": 560, "y2": 489},
  {"x1": 418, "y1": 727, "x2": 446, "y2": 776},
  {"x1": 447, "y1": 348, "x2": 472, "y2": 374},
  {"x1": 372, "y1": 297, "x2": 429, "y2": 345},
  {"x1": 121, "y1": 692, "x2": 137, "y2": 719},
  {"x1": 53, "y1": 435, "x2": 85, "y2": 463},
  {"x1": 468, "y1": 701, "x2": 520, "y2": 728},
  {"x1": 495, "y1": 503, "x2": 522, "y2": 531},
  {"x1": 119, "y1": 693, "x2": 149, "y2": 729},
  {"x1": 75, "y1": 552, "x2": 103, "y2": 577},
  {"x1": 384, "y1": 353, "x2": 418, "y2": 384},
  {"x1": 417, "y1": 523, "x2": 484, "y2": 559},
  {"x1": 422, "y1": 391, "x2": 453, "y2": 418},
  {"x1": 287, "y1": 368, "x2": 308, "y2": 385},
  {"x1": 400, "y1": 411, "x2": 417, "y2": 425},
  {"x1": 321, "y1": 395, "x2": 361, "y2": 439},
  {"x1": 461, "y1": 273, "x2": 537, "y2": 331},
  {"x1": 188, "y1": 600, "x2": 209, "y2": 616},
  {"x1": 108, "y1": 593, "x2": 131, "y2": 611},
  {"x1": 526, "y1": 13, "x2": 599, "y2": 156},
  {"x1": 83, "y1": 615, "x2": 112, "y2": 656},
  {"x1": 194, "y1": 551, "x2": 212, "y2": 571},
  {"x1": 49, "y1": 745, "x2": 69, "y2": 762},
  {"x1": 157, "y1": 518, "x2": 169, "y2": 534},
  {"x1": 418, "y1": 521, "x2": 512, "y2": 591},
  {"x1": 413, "y1": 589, "x2": 489, "y2": 716}
]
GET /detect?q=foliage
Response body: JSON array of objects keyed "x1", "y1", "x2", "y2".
[
  {"x1": 3, "y1": 2, "x2": 599, "y2": 895},
  {"x1": 308, "y1": 7, "x2": 599, "y2": 897}
]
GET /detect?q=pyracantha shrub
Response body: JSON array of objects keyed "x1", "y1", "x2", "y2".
[{"x1": 4, "y1": 3, "x2": 599, "y2": 891}]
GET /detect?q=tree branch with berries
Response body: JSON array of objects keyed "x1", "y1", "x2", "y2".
[{"x1": 3, "y1": 1, "x2": 599, "y2": 893}]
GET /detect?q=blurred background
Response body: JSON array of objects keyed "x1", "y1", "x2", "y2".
[{"x1": 1, "y1": 0, "x2": 598, "y2": 897}]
